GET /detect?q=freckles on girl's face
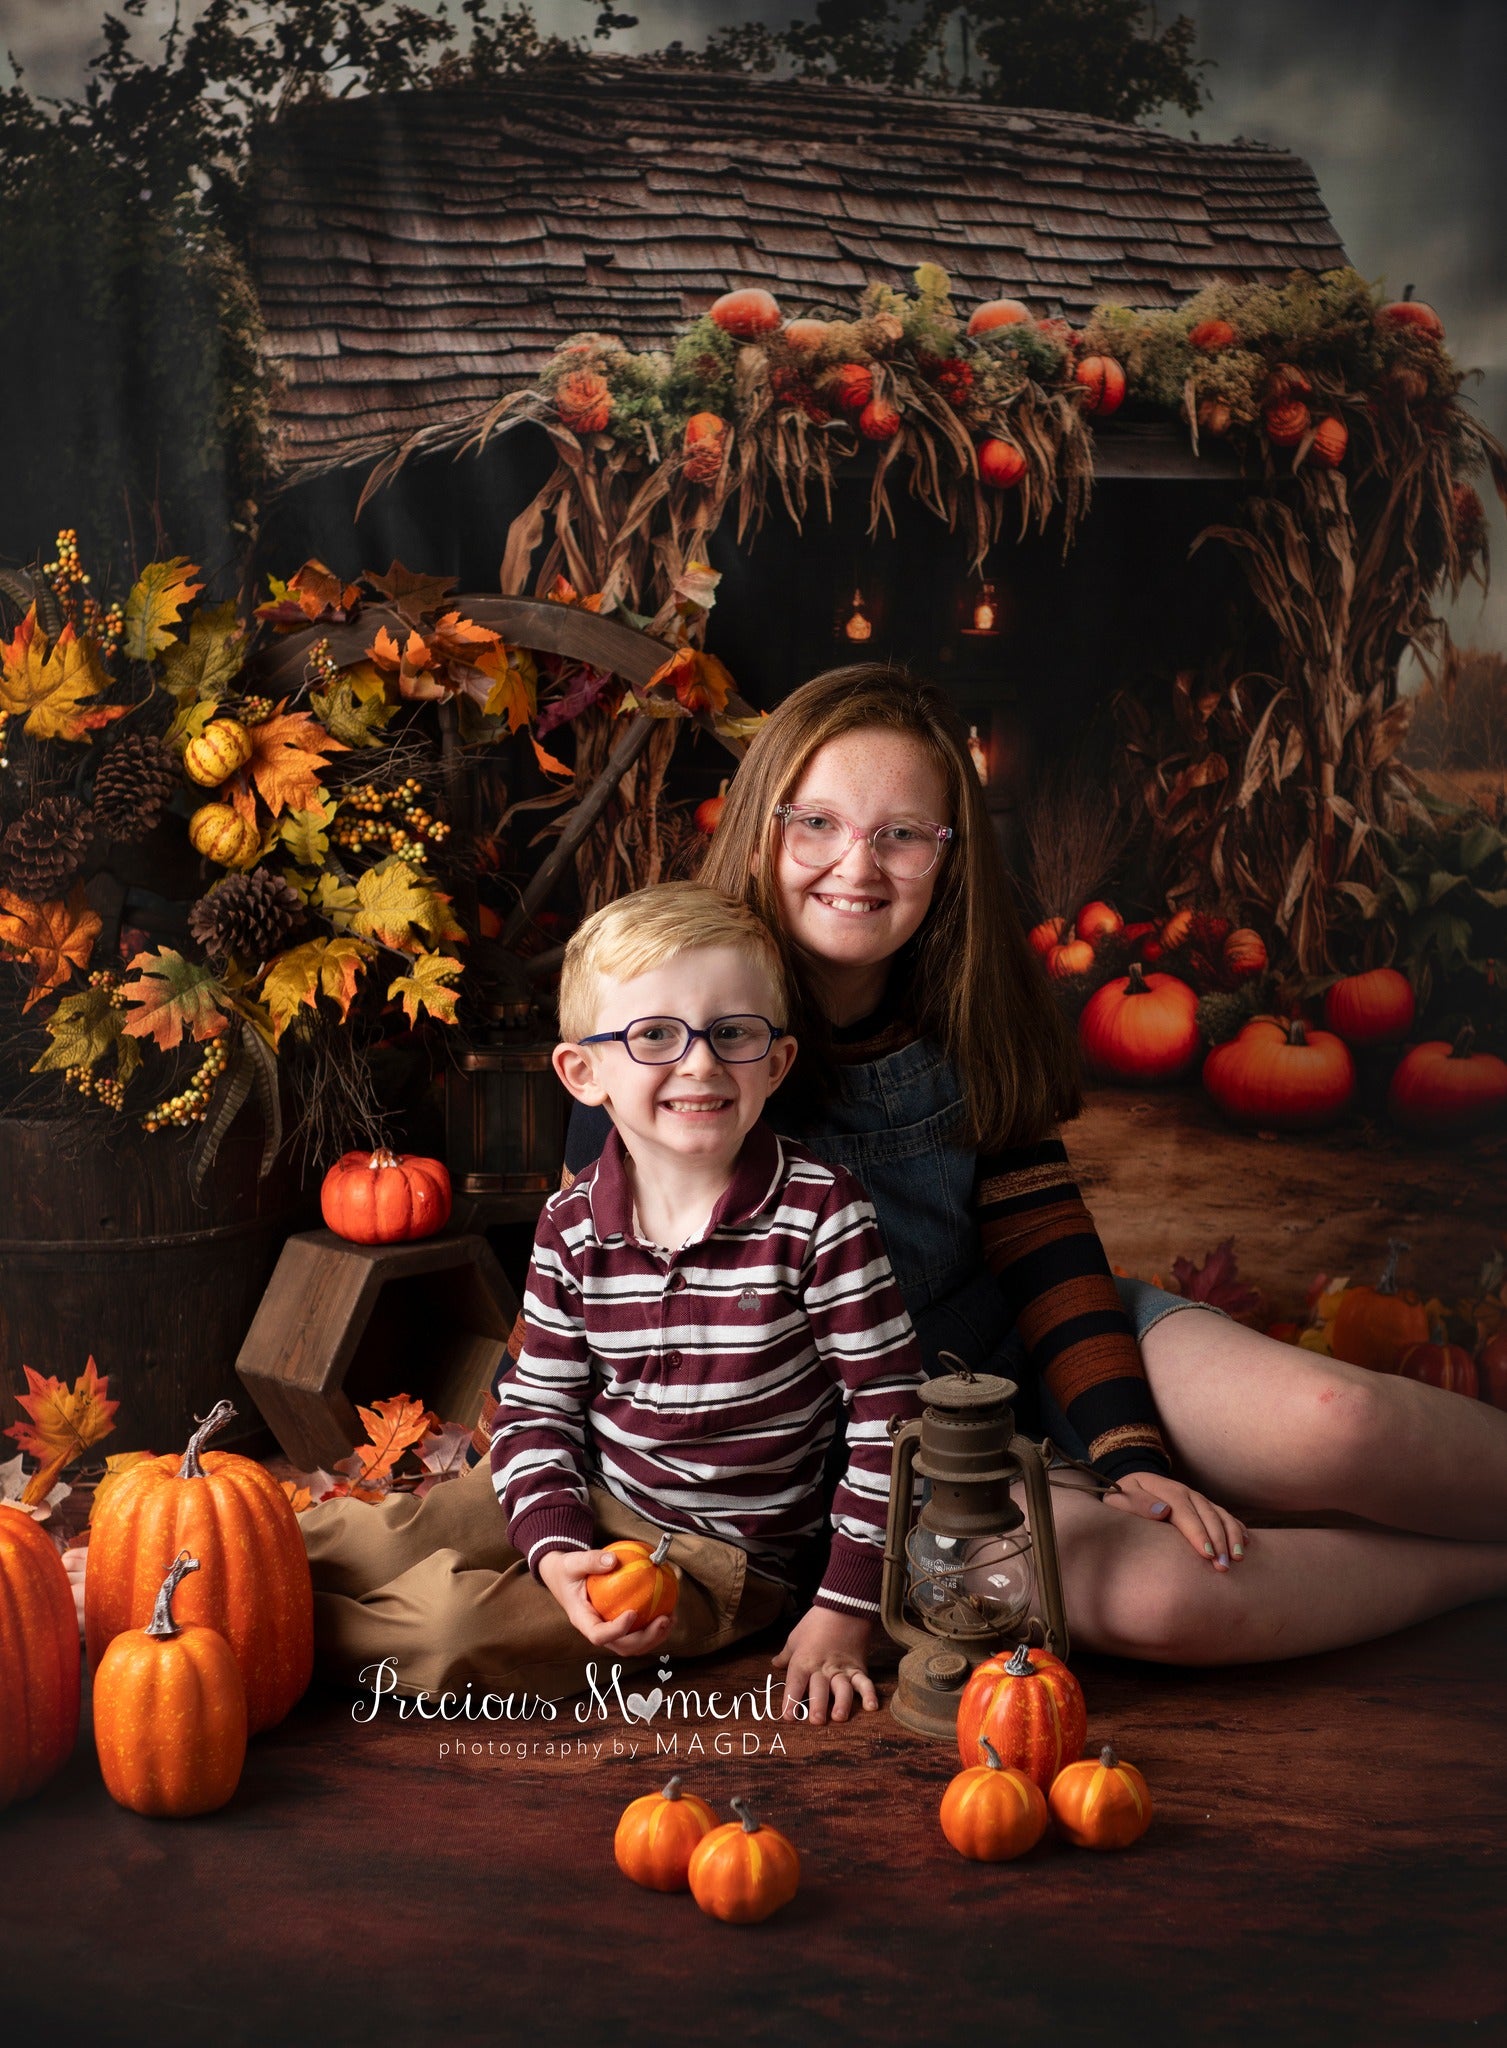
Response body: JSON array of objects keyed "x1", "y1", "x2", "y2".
[{"x1": 771, "y1": 729, "x2": 951, "y2": 977}]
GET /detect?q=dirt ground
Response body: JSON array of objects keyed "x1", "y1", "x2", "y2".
[{"x1": 1069, "y1": 1082, "x2": 1507, "y2": 1317}]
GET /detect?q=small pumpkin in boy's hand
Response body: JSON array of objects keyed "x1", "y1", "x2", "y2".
[
  {"x1": 586, "y1": 1532, "x2": 679, "y2": 1625},
  {"x1": 615, "y1": 1775, "x2": 717, "y2": 1890},
  {"x1": 688, "y1": 1797, "x2": 801, "y2": 1923},
  {"x1": 1048, "y1": 1743, "x2": 1153, "y2": 1849},
  {"x1": 940, "y1": 1737, "x2": 1049, "y2": 1862}
]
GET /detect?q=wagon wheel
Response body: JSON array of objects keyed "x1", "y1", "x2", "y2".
[{"x1": 257, "y1": 594, "x2": 747, "y2": 954}]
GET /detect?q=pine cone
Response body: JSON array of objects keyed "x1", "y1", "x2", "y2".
[
  {"x1": 188, "y1": 868, "x2": 303, "y2": 964},
  {"x1": 1, "y1": 795, "x2": 94, "y2": 900},
  {"x1": 92, "y1": 732, "x2": 179, "y2": 842}
]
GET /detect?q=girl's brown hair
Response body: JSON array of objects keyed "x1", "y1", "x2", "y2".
[{"x1": 699, "y1": 663, "x2": 1083, "y2": 1151}]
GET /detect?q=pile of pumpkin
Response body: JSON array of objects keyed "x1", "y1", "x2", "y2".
[
  {"x1": 1289, "y1": 1240, "x2": 1507, "y2": 1403},
  {"x1": 0, "y1": 1402, "x2": 313, "y2": 1817},
  {"x1": 1032, "y1": 904, "x2": 1507, "y2": 1140},
  {"x1": 613, "y1": 1643, "x2": 1149, "y2": 1923}
]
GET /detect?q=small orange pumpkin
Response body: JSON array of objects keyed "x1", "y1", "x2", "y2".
[
  {"x1": 1046, "y1": 938, "x2": 1096, "y2": 981},
  {"x1": 93, "y1": 1551, "x2": 247, "y2": 1818},
  {"x1": 183, "y1": 718, "x2": 253, "y2": 788},
  {"x1": 1264, "y1": 398, "x2": 1311, "y2": 447},
  {"x1": 858, "y1": 397, "x2": 902, "y2": 442},
  {"x1": 939, "y1": 1736, "x2": 1050, "y2": 1862},
  {"x1": 1222, "y1": 928, "x2": 1267, "y2": 979},
  {"x1": 967, "y1": 297, "x2": 1032, "y2": 335},
  {"x1": 1078, "y1": 964, "x2": 1201, "y2": 1083},
  {"x1": 1310, "y1": 416, "x2": 1349, "y2": 468},
  {"x1": 1028, "y1": 915, "x2": 1066, "y2": 959},
  {"x1": 1399, "y1": 1327, "x2": 1479, "y2": 1398},
  {"x1": 1075, "y1": 355, "x2": 1126, "y2": 418},
  {"x1": 1387, "y1": 1027, "x2": 1507, "y2": 1137},
  {"x1": 831, "y1": 362, "x2": 873, "y2": 414},
  {"x1": 1158, "y1": 908, "x2": 1195, "y2": 951},
  {"x1": 955, "y1": 1642, "x2": 1088, "y2": 1789},
  {"x1": 1202, "y1": 1017, "x2": 1356, "y2": 1132},
  {"x1": 614, "y1": 1775, "x2": 718, "y2": 1891},
  {"x1": 321, "y1": 1147, "x2": 452, "y2": 1243},
  {"x1": 708, "y1": 287, "x2": 781, "y2": 338},
  {"x1": 1329, "y1": 1241, "x2": 1431, "y2": 1375},
  {"x1": 0, "y1": 1505, "x2": 80, "y2": 1809},
  {"x1": 86, "y1": 1401, "x2": 313, "y2": 1735},
  {"x1": 1189, "y1": 318, "x2": 1236, "y2": 351},
  {"x1": 586, "y1": 1532, "x2": 679, "y2": 1626},
  {"x1": 978, "y1": 438, "x2": 1027, "y2": 488},
  {"x1": 1323, "y1": 967, "x2": 1416, "y2": 1048},
  {"x1": 682, "y1": 411, "x2": 729, "y2": 484},
  {"x1": 694, "y1": 779, "x2": 729, "y2": 836},
  {"x1": 188, "y1": 802, "x2": 260, "y2": 870},
  {"x1": 1378, "y1": 297, "x2": 1444, "y2": 340},
  {"x1": 1476, "y1": 1331, "x2": 1507, "y2": 1408},
  {"x1": 688, "y1": 1796, "x2": 801, "y2": 1924},
  {"x1": 1048, "y1": 1742, "x2": 1153, "y2": 1850},
  {"x1": 1075, "y1": 900, "x2": 1123, "y2": 945},
  {"x1": 555, "y1": 368, "x2": 613, "y2": 435}
]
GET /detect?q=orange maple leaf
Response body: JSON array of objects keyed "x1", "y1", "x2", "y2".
[
  {"x1": 646, "y1": 646, "x2": 734, "y2": 717},
  {"x1": 366, "y1": 624, "x2": 445, "y2": 703},
  {"x1": 5, "y1": 1357, "x2": 119, "y2": 1503},
  {"x1": 545, "y1": 575, "x2": 603, "y2": 612},
  {"x1": 279, "y1": 1479, "x2": 314, "y2": 1513},
  {"x1": 350, "y1": 1393, "x2": 439, "y2": 1486},
  {"x1": 0, "y1": 608, "x2": 123, "y2": 741},
  {"x1": 532, "y1": 734, "x2": 573, "y2": 778},
  {"x1": 0, "y1": 885, "x2": 101, "y2": 1010},
  {"x1": 227, "y1": 702, "x2": 348, "y2": 824},
  {"x1": 428, "y1": 610, "x2": 502, "y2": 665}
]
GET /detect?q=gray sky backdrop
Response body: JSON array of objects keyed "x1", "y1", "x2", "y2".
[{"x1": 4, "y1": 0, "x2": 1502, "y2": 653}]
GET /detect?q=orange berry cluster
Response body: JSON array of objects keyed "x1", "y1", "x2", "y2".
[
  {"x1": 307, "y1": 637, "x2": 341, "y2": 687},
  {"x1": 142, "y1": 1035, "x2": 232, "y2": 1133},
  {"x1": 332, "y1": 777, "x2": 450, "y2": 864},
  {"x1": 60, "y1": 974, "x2": 129, "y2": 1109},
  {"x1": 238, "y1": 695, "x2": 273, "y2": 726},
  {"x1": 85, "y1": 597, "x2": 126, "y2": 661},
  {"x1": 43, "y1": 527, "x2": 89, "y2": 601}
]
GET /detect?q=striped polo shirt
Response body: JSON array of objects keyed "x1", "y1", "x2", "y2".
[{"x1": 491, "y1": 1121, "x2": 926, "y2": 1616}]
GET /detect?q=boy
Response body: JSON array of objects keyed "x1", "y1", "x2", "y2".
[{"x1": 491, "y1": 880, "x2": 926, "y2": 1723}]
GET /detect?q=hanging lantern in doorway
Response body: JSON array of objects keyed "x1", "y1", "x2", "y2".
[
  {"x1": 970, "y1": 581, "x2": 1001, "y2": 636},
  {"x1": 842, "y1": 589, "x2": 874, "y2": 643}
]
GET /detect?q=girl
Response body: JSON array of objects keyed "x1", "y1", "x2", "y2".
[{"x1": 564, "y1": 663, "x2": 1507, "y2": 1718}]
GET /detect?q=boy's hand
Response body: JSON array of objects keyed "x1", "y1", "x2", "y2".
[
  {"x1": 772, "y1": 1606, "x2": 877, "y2": 1725},
  {"x1": 537, "y1": 1546, "x2": 674, "y2": 1657}
]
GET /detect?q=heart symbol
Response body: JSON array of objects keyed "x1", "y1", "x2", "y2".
[{"x1": 624, "y1": 1687, "x2": 665, "y2": 1724}]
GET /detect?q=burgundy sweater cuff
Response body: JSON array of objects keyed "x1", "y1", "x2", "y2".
[
  {"x1": 812, "y1": 1534, "x2": 884, "y2": 1618},
  {"x1": 508, "y1": 1502, "x2": 595, "y2": 1578}
]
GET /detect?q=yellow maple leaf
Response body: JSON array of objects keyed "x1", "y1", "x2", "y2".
[
  {"x1": 0, "y1": 609, "x2": 122, "y2": 741},
  {"x1": 123, "y1": 557, "x2": 204, "y2": 661},
  {"x1": 0, "y1": 885, "x2": 101, "y2": 1010},
  {"x1": 348, "y1": 860, "x2": 451, "y2": 952},
  {"x1": 386, "y1": 949, "x2": 463, "y2": 1027},
  {"x1": 229, "y1": 703, "x2": 348, "y2": 824},
  {"x1": 351, "y1": 1394, "x2": 439, "y2": 1485},
  {"x1": 5, "y1": 1357, "x2": 119, "y2": 1504},
  {"x1": 260, "y1": 935, "x2": 375, "y2": 1045}
]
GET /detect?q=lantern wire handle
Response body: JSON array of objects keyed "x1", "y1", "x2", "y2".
[{"x1": 935, "y1": 1350, "x2": 976, "y2": 1383}]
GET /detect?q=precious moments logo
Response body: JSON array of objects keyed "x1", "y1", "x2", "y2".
[{"x1": 354, "y1": 1651, "x2": 799, "y2": 1762}]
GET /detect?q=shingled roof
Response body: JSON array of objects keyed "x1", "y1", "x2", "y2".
[{"x1": 248, "y1": 60, "x2": 1348, "y2": 480}]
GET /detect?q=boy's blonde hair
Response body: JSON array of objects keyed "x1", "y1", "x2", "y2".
[{"x1": 558, "y1": 882, "x2": 791, "y2": 1044}]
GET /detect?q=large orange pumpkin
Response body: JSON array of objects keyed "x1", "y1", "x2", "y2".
[
  {"x1": 1322, "y1": 968, "x2": 1415, "y2": 1048},
  {"x1": 967, "y1": 297, "x2": 1032, "y2": 335},
  {"x1": 1075, "y1": 356, "x2": 1126, "y2": 418},
  {"x1": 93, "y1": 1551, "x2": 247, "y2": 1818},
  {"x1": 687, "y1": 1797, "x2": 801, "y2": 1924},
  {"x1": 0, "y1": 1505, "x2": 80, "y2": 1809},
  {"x1": 1378, "y1": 297, "x2": 1445, "y2": 340},
  {"x1": 1399, "y1": 1330, "x2": 1479, "y2": 1398},
  {"x1": 978, "y1": 438, "x2": 1027, "y2": 489},
  {"x1": 85, "y1": 1401, "x2": 313, "y2": 1734},
  {"x1": 320, "y1": 1147, "x2": 452, "y2": 1243},
  {"x1": 1078, "y1": 964, "x2": 1201, "y2": 1083},
  {"x1": 1329, "y1": 1242, "x2": 1431, "y2": 1375},
  {"x1": 939, "y1": 1737, "x2": 1050, "y2": 1862},
  {"x1": 614, "y1": 1775, "x2": 718, "y2": 1891},
  {"x1": 1387, "y1": 1028, "x2": 1507, "y2": 1137},
  {"x1": 708, "y1": 287, "x2": 781, "y2": 338},
  {"x1": 1048, "y1": 1743, "x2": 1153, "y2": 1850},
  {"x1": 585, "y1": 1533, "x2": 679, "y2": 1625},
  {"x1": 1202, "y1": 1017, "x2": 1356, "y2": 1132},
  {"x1": 955, "y1": 1642, "x2": 1087, "y2": 1788}
]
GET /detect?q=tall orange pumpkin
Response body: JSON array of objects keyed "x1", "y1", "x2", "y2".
[
  {"x1": 320, "y1": 1147, "x2": 452, "y2": 1243},
  {"x1": 93, "y1": 1551, "x2": 247, "y2": 1818},
  {"x1": 955, "y1": 1642, "x2": 1087, "y2": 1788},
  {"x1": 1329, "y1": 1242, "x2": 1431, "y2": 1375},
  {"x1": 1078, "y1": 964, "x2": 1201, "y2": 1083},
  {"x1": 0, "y1": 1505, "x2": 80, "y2": 1809},
  {"x1": 85, "y1": 1401, "x2": 313, "y2": 1734}
]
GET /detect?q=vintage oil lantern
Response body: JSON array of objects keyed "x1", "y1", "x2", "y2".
[{"x1": 881, "y1": 1364, "x2": 1069, "y2": 1739}]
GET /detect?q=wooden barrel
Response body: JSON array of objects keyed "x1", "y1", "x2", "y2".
[{"x1": 0, "y1": 1117, "x2": 308, "y2": 1458}]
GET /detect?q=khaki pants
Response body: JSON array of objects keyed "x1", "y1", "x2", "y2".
[{"x1": 299, "y1": 1457, "x2": 791, "y2": 1700}]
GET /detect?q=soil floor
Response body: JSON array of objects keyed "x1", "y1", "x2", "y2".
[
  {"x1": 1071, "y1": 1082, "x2": 1507, "y2": 1317},
  {"x1": 5, "y1": 1604, "x2": 1503, "y2": 2047}
]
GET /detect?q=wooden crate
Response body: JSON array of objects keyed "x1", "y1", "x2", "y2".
[{"x1": 235, "y1": 1229, "x2": 519, "y2": 1471}]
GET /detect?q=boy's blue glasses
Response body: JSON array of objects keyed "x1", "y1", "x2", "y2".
[{"x1": 578, "y1": 1015, "x2": 784, "y2": 1064}]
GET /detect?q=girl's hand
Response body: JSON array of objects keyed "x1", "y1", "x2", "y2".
[
  {"x1": 1104, "y1": 1471, "x2": 1249, "y2": 1571},
  {"x1": 537, "y1": 1547, "x2": 674, "y2": 1657},
  {"x1": 772, "y1": 1607, "x2": 877, "y2": 1724}
]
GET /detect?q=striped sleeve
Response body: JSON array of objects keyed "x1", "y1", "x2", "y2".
[
  {"x1": 975, "y1": 1136, "x2": 1170, "y2": 1480},
  {"x1": 799, "y1": 1169, "x2": 926, "y2": 1617},
  {"x1": 489, "y1": 1200, "x2": 597, "y2": 1573}
]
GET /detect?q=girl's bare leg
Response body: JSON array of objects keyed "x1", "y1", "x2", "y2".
[{"x1": 1140, "y1": 1309, "x2": 1507, "y2": 1541}]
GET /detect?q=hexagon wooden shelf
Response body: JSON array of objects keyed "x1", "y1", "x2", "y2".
[{"x1": 235, "y1": 1229, "x2": 519, "y2": 1472}]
